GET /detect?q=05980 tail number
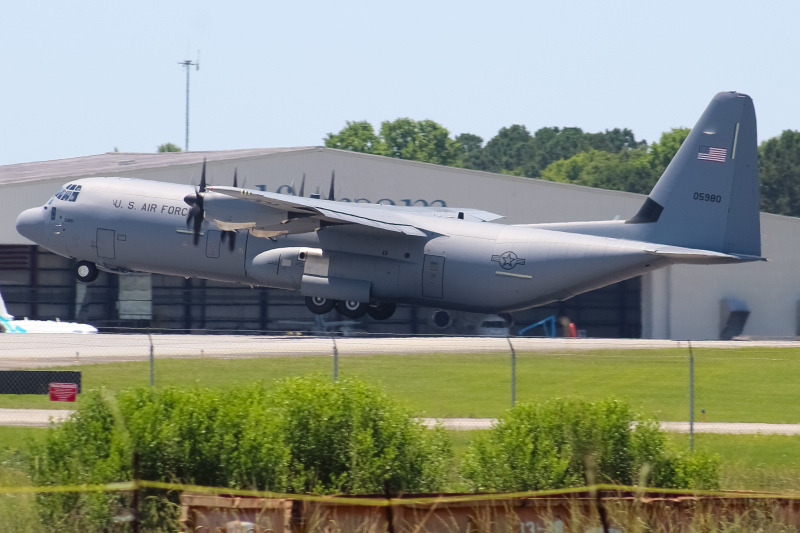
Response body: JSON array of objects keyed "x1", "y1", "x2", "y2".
[{"x1": 693, "y1": 192, "x2": 722, "y2": 203}]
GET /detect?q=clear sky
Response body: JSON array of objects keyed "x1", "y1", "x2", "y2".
[{"x1": 2, "y1": 0, "x2": 797, "y2": 166}]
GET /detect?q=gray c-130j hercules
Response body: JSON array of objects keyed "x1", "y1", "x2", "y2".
[{"x1": 16, "y1": 92, "x2": 763, "y2": 321}]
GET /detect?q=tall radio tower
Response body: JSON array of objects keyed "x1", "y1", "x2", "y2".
[{"x1": 178, "y1": 54, "x2": 200, "y2": 151}]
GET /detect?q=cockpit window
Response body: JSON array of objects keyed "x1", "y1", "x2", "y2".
[{"x1": 55, "y1": 184, "x2": 82, "y2": 202}]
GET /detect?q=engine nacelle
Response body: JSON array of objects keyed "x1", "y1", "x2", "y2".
[
  {"x1": 249, "y1": 247, "x2": 312, "y2": 291},
  {"x1": 249, "y1": 247, "x2": 407, "y2": 302}
]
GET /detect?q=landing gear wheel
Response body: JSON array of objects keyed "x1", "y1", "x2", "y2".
[
  {"x1": 367, "y1": 302, "x2": 397, "y2": 321},
  {"x1": 305, "y1": 296, "x2": 335, "y2": 315},
  {"x1": 335, "y1": 300, "x2": 368, "y2": 319},
  {"x1": 74, "y1": 261, "x2": 99, "y2": 283}
]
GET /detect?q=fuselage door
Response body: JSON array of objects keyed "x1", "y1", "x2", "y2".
[
  {"x1": 97, "y1": 228, "x2": 116, "y2": 259},
  {"x1": 205, "y1": 230, "x2": 221, "y2": 259},
  {"x1": 422, "y1": 254, "x2": 445, "y2": 298}
]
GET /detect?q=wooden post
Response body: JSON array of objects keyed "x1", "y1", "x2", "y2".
[{"x1": 132, "y1": 451, "x2": 140, "y2": 533}]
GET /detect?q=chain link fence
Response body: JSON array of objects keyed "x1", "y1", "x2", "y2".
[
  {"x1": 0, "y1": 333, "x2": 798, "y2": 435},
  {"x1": 1, "y1": 332, "x2": 800, "y2": 498}
]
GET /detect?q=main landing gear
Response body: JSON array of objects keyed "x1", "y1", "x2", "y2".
[
  {"x1": 304, "y1": 296, "x2": 397, "y2": 320},
  {"x1": 74, "y1": 261, "x2": 99, "y2": 283}
]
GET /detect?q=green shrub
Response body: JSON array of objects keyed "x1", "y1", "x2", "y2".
[
  {"x1": 28, "y1": 377, "x2": 452, "y2": 531},
  {"x1": 269, "y1": 376, "x2": 452, "y2": 494},
  {"x1": 461, "y1": 397, "x2": 719, "y2": 492}
]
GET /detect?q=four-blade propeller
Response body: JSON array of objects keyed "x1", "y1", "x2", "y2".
[{"x1": 183, "y1": 160, "x2": 207, "y2": 246}]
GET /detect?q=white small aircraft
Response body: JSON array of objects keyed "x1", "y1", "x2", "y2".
[{"x1": 0, "y1": 290, "x2": 97, "y2": 334}]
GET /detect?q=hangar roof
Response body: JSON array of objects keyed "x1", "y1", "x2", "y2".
[{"x1": 0, "y1": 147, "x2": 317, "y2": 185}]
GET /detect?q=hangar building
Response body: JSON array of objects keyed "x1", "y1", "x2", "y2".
[{"x1": 1, "y1": 147, "x2": 798, "y2": 339}]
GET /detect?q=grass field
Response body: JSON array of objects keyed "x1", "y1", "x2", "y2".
[
  {"x1": 1, "y1": 345, "x2": 799, "y2": 492},
  {"x1": 0, "y1": 427, "x2": 46, "y2": 452},
  {"x1": 681, "y1": 433, "x2": 800, "y2": 491},
  {"x1": 3, "y1": 346, "x2": 799, "y2": 423}
]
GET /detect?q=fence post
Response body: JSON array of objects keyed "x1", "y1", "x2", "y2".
[
  {"x1": 131, "y1": 451, "x2": 140, "y2": 533},
  {"x1": 148, "y1": 333, "x2": 154, "y2": 387},
  {"x1": 332, "y1": 336, "x2": 338, "y2": 382},
  {"x1": 507, "y1": 336, "x2": 516, "y2": 407},
  {"x1": 688, "y1": 339, "x2": 694, "y2": 451}
]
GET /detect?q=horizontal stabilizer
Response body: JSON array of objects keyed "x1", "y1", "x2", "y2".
[{"x1": 643, "y1": 245, "x2": 762, "y2": 264}]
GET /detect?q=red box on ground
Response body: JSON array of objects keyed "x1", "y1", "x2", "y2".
[{"x1": 49, "y1": 383, "x2": 78, "y2": 402}]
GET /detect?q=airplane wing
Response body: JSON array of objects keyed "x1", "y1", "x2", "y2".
[{"x1": 206, "y1": 186, "x2": 504, "y2": 237}]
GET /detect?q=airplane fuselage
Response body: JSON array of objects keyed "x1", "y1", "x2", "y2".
[
  {"x1": 0, "y1": 316, "x2": 98, "y2": 334},
  {"x1": 20, "y1": 177, "x2": 666, "y2": 313},
  {"x1": 15, "y1": 92, "x2": 764, "y2": 323}
]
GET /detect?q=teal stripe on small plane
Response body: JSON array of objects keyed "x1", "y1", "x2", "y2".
[{"x1": 0, "y1": 316, "x2": 25, "y2": 333}]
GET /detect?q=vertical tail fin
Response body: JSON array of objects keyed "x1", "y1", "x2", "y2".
[
  {"x1": 628, "y1": 91, "x2": 761, "y2": 257},
  {"x1": 0, "y1": 290, "x2": 13, "y2": 320}
]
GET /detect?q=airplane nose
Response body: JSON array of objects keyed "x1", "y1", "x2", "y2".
[{"x1": 16, "y1": 207, "x2": 45, "y2": 244}]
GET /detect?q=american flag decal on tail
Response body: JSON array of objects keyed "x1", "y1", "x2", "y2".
[{"x1": 697, "y1": 145, "x2": 727, "y2": 163}]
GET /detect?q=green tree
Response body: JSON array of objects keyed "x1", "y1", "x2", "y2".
[
  {"x1": 324, "y1": 120, "x2": 386, "y2": 154},
  {"x1": 471, "y1": 126, "x2": 647, "y2": 178},
  {"x1": 325, "y1": 118, "x2": 462, "y2": 166},
  {"x1": 648, "y1": 128, "x2": 690, "y2": 174},
  {"x1": 540, "y1": 148, "x2": 656, "y2": 194},
  {"x1": 531, "y1": 127, "x2": 591, "y2": 173},
  {"x1": 157, "y1": 142, "x2": 182, "y2": 152},
  {"x1": 759, "y1": 130, "x2": 800, "y2": 217},
  {"x1": 325, "y1": 119, "x2": 649, "y2": 178},
  {"x1": 379, "y1": 118, "x2": 462, "y2": 165},
  {"x1": 455, "y1": 133, "x2": 484, "y2": 153},
  {"x1": 481, "y1": 124, "x2": 537, "y2": 175},
  {"x1": 538, "y1": 128, "x2": 689, "y2": 194},
  {"x1": 586, "y1": 127, "x2": 647, "y2": 152},
  {"x1": 456, "y1": 133, "x2": 498, "y2": 172}
]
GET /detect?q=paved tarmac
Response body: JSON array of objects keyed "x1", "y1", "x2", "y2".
[
  {"x1": 0, "y1": 409, "x2": 72, "y2": 427},
  {"x1": 5, "y1": 409, "x2": 800, "y2": 434},
  {"x1": 1, "y1": 334, "x2": 799, "y2": 369},
  {"x1": 420, "y1": 418, "x2": 800, "y2": 434}
]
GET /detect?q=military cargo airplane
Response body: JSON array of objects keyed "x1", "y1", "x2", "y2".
[{"x1": 16, "y1": 92, "x2": 763, "y2": 321}]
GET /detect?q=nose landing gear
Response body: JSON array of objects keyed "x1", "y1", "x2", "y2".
[{"x1": 74, "y1": 261, "x2": 99, "y2": 283}]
